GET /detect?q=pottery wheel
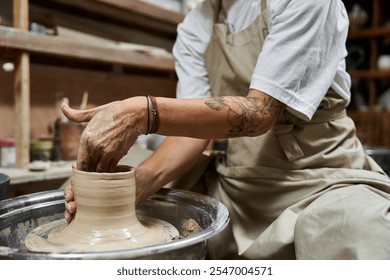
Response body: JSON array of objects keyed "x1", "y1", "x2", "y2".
[{"x1": 25, "y1": 215, "x2": 179, "y2": 253}]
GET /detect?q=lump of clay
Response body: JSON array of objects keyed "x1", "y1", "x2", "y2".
[
  {"x1": 25, "y1": 165, "x2": 179, "y2": 253},
  {"x1": 180, "y1": 219, "x2": 203, "y2": 238}
]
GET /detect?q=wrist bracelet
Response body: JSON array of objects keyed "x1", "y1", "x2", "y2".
[
  {"x1": 145, "y1": 96, "x2": 150, "y2": 135},
  {"x1": 150, "y1": 96, "x2": 160, "y2": 134},
  {"x1": 147, "y1": 95, "x2": 159, "y2": 134}
]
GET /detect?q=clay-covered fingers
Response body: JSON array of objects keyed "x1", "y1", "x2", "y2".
[
  {"x1": 75, "y1": 140, "x2": 91, "y2": 172},
  {"x1": 64, "y1": 184, "x2": 76, "y2": 223},
  {"x1": 62, "y1": 99, "x2": 144, "y2": 172},
  {"x1": 61, "y1": 102, "x2": 117, "y2": 172},
  {"x1": 64, "y1": 202, "x2": 76, "y2": 223},
  {"x1": 61, "y1": 103, "x2": 97, "y2": 171},
  {"x1": 95, "y1": 156, "x2": 116, "y2": 173},
  {"x1": 79, "y1": 102, "x2": 140, "y2": 172},
  {"x1": 94, "y1": 130, "x2": 139, "y2": 173},
  {"x1": 61, "y1": 103, "x2": 95, "y2": 124},
  {"x1": 64, "y1": 184, "x2": 74, "y2": 202},
  {"x1": 75, "y1": 122, "x2": 119, "y2": 172}
]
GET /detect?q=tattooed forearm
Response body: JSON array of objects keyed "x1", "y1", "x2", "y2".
[{"x1": 205, "y1": 96, "x2": 284, "y2": 137}]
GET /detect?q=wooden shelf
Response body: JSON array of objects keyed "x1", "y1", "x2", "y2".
[
  {"x1": 348, "y1": 25, "x2": 390, "y2": 40},
  {"x1": 87, "y1": 0, "x2": 184, "y2": 26},
  {"x1": 30, "y1": 0, "x2": 184, "y2": 39},
  {"x1": 0, "y1": 161, "x2": 72, "y2": 185},
  {"x1": 0, "y1": 26, "x2": 175, "y2": 72},
  {"x1": 349, "y1": 69, "x2": 390, "y2": 79}
]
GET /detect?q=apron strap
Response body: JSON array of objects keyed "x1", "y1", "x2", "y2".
[
  {"x1": 261, "y1": 0, "x2": 267, "y2": 11},
  {"x1": 212, "y1": 0, "x2": 222, "y2": 23},
  {"x1": 273, "y1": 114, "x2": 305, "y2": 162},
  {"x1": 213, "y1": 0, "x2": 266, "y2": 25},
  {"x1": 261, "y1": 0, "x2": 269, "y2": 38}
]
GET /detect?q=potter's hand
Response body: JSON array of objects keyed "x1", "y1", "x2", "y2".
[
  {"x1": 61, "y1": 98, "x2": 147, "y2": 172},
  {"x1": 64, "y1": 184, "x2": 76, "y2": 223}
]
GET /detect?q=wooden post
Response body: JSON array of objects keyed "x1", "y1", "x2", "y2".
[{"x1": 13, "y1": 0, "x2": 30, "y2": 168}]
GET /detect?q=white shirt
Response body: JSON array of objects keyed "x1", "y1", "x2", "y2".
[{"x1": 173, "y1": 0, "x2": 351, "y2": 120}]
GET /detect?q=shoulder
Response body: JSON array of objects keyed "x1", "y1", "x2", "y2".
[
  {"x1": 268, "y1": 0, "x2": 346, "y2": 18},
  {"x1": 266, "y1": 0, "x2": 348, "y2": 34}
]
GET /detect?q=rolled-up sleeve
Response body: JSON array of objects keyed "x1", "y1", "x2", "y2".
[{"x1": 250, "y1": 0, "x2": 349, "y2": 120}]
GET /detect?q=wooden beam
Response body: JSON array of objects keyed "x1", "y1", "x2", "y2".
[
  {"x1": 13, "y1": 0, "x2": 30, "y2": 168},
  {"x1": 0, "y1": 26, "x2": 175, "y2": 71},
  {"x1": 14, "y1": 0, "x2": 29, "y2": 30}
]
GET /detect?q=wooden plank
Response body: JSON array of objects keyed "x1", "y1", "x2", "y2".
[
  {"x1": 0, "y1": 26, "x2": 175, "y2": 71},
  {"x1": 349, "y1": 69, "x2": 390, "y2": 79},
  {"x1": 348, "y1": 25, "x2": 390, "y2": 40},
  {"x1": 32, "y1": 0, "x2": 184, "y2": 38},
  {"x1": 28, "y1": 4, "x2": 174, "y2": 50},
  {"x1": 13, "y1": 0, "x2": 30, "y2": 168},
  {"x1": 89, "y1": 0, "x2": 184, "y2": 25}
]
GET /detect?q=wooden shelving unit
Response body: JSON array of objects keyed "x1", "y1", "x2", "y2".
[
  {"x1": 29, "y1": 0, "x2": 183, "y2": 39},
  {"x1": 1, "y1": 0, "x2": 184, "y2": 168},
  {"x1": 343, "y1": 0, "x2": 390, "y2": 146},
  {"x1": 0, "y1": 26, "x2": 175, "y2": 71}
]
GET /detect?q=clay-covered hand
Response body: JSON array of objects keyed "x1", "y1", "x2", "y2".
[
  {"x1": 61, "y1": 98, "x2": 147, "y2": 172},
  {"x1": 64, "y1": 184, "x2": 76, "y2": 223}
]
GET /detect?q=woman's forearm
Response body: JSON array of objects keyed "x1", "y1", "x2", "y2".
[
  {"x1": 151, "y1": 89, "x2": 285, "y2": 139},
  {"x1": 135, "y1": 136, "x2": 210, "y2": 203}
]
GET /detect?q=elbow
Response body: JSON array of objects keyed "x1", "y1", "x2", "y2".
[
  {"x1": 248, "y1": 116, "x2": 277, "y2": 137},
  {"x1": 227, "y1": 114, "x2": 277, "y2": 138},
  {"x1": 217, "y1": 93, "x2": 285, "y2": 138},
  {"x1": 240, "y1": 89, "x2": 285, "y2": 137}
]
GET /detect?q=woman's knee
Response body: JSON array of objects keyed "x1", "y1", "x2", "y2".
[{"x1": 294, "y1": 185, "x2": 390, "y2": 259}]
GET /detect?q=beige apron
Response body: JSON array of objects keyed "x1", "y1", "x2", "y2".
[{"x1": 203, "y1": 0, "x2": 390, "y2": 259}]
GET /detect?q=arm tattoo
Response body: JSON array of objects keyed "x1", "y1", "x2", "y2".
[{"x1": 205, "y1": 96, "x2": 284, "y2": 137}]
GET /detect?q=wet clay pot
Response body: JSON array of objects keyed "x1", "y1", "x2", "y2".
[{"x1": 25, "y1": 165, "x2": 179, "y2": 253}]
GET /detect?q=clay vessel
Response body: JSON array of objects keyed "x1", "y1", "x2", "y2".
[{"x1": 25, "y1": 165, "x2": 179, "y2": 253}]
